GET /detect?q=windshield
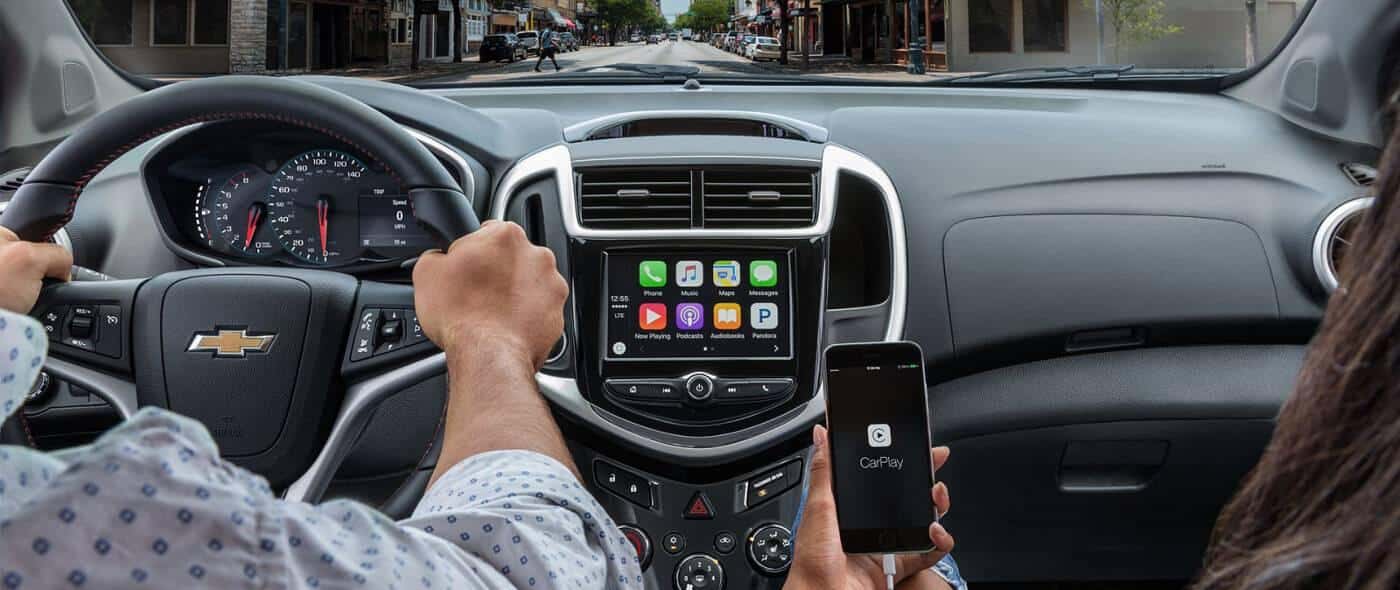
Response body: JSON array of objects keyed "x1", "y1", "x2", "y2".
[{"x1": 64, "y1": 0, "x2": 1310, "y2": 86}]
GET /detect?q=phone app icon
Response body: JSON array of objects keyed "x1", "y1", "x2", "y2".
[
  {"x1": 867, "y1": 424, "x2": 892, "y2": 447},
  {"x1": 749, "y1": 260, "x2": 778, "y2": 287},
  {"x1": 676, "y1": 303, "x2": 705, "y2": 330},
  {"x1": 712, "y1": 260, "x2": 741, "y2": 287},
  {"x1": 750, "y1": 302, "x2": 779, "y2": 330},
  {"x1": 675, "y1": 260, "x2": 703, "y2": 287},
  {"x1": 639, "y1": 303, "x2": 667, "y2": 331},
  {"x1": 638, "y1": 260, "x2": 666, "y2": 287},
  {"x1": 713, "y1": 303, "x2": 741, "y2": 330}
]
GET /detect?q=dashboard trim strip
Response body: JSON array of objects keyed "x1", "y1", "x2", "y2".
[{"x1": 561, "y1": 110, "x2": 830, "y2": 143}]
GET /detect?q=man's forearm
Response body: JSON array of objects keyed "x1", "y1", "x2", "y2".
[{"x1": 429, "y1": 341, "x2": 577, "y2": 487}]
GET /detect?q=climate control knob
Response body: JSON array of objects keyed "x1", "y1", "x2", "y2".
[
  {"x1": 747, "y1": 523, "x2": 793, "y2": 575},
  {"x1": 673, "y1": 553, "x2": 724, "y2": 590}
]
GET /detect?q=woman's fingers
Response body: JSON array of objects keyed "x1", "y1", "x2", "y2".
[
  {"x1": 933, "y1": 482, "x2": 951, "y2": 519},
  {"x1": 893, "y1": 522, "x2": 955, "y2": 583},
  {"x1": 932, "y1": 446, "x2": 950, "y2": 471}
]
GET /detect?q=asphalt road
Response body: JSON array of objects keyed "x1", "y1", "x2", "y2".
[{"x1": 423, "y1": 40, "x2": 771, "y2": 83}]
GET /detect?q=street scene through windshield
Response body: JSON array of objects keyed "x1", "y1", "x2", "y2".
[{"x1": 67, "y1": 0, "x2": 1308, "y2": 84}]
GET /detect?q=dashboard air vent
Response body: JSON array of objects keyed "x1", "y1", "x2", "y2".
[
  {"x1": 577, "y1": 167, "x2": 692, "y2": 229},
  {"x1": 1313, "y1": 197, "x2": 1374, "y2": 292},
  {"x1": 0, "y1": 167, "x2": 30, "y2": 197},
  {"x1": 1340, "y1": 162, "x2": 1377, "y2": 186},
  {"x1": 701, "y1": 167, "x2": 817, "y2": 228}
]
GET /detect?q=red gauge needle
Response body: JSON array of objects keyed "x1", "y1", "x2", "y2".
[
  {"x1": 243, "y1": 203, "x2": 264, "y2": 250},
  {"x1": 316, "y1": 197, "x2": 330, "y2": 257}
]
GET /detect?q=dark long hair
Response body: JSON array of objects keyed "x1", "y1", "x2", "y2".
[{"x1": 1193, "y1": 126, "x2": 1400, "y2": 587}]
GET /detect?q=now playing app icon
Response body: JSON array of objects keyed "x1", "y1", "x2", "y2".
[{"x1": 676, "y1": 303, "x2": 704, "y2": 331}]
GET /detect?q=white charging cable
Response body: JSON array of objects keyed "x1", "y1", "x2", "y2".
[{"x1": 882, "y1": 553, "x2": 897, "y2": 590}]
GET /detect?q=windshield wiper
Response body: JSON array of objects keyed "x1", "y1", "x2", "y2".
[
  {"x1": 570, "y1": 63, "x2": 700, "y2": 80},
  {"x1": 941, "y1": 64, "x2": 1136, "y2": 84}
]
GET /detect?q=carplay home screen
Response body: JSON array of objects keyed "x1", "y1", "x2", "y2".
[{"x1": 826, "y1": 357, "x2": 935, "y2": 531}]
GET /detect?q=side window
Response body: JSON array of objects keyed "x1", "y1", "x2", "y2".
[{"x1": 70, "y1": 0, "x2": 134, "y2": 45}]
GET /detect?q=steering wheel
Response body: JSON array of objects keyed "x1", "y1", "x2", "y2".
[{"x1": 0, "y1": 76, "x2": 479, "y2": 503}]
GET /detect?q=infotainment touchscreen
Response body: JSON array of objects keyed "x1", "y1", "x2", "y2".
[{"x1": 604, "y1": 252, "x2": 794, "y2": 360}]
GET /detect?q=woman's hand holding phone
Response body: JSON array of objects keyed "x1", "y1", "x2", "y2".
[{"x1": 784, "y1": 425, "x2": 955, "y2": 590}]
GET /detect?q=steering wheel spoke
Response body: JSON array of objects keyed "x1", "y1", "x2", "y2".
[{"x1": 30, "y1": 279, "x2": 142, "y2": 418}]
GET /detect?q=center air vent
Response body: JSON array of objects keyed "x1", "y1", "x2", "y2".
[
  {"x1": 701, "y1": 167, "x2": 817, "y2": 228},
  {"x1": 577, "y1": 167, "x2": 693, "y2": 229}
]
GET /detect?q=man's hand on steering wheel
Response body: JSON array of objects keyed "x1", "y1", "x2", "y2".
[{"x1": 0, "y1": 226, "x2": 71, "y2": 314}]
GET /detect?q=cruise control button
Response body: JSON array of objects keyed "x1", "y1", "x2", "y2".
[
  {"x1": 743, "y1": 459, "x2": 803, "y2": 510},
  {"x1": 95, "y1": 305, "x2": 123, "y2": 359},
  {"x1": 662, "y1": 532, "x2": 686, "y2": 555},
  {"x1": 683, "y1": 491, "x2": 715, "y2": 520},
  {"x1": 39, "y1": 306, "x2": 67, "y2": 338},
  {"x1": 594, "y1": 460, "x2": 655, "y2": 509}
]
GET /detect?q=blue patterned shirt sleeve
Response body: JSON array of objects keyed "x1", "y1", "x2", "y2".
[{"x1": 0, "y1": 308, "x2": 641, "y2": 589}]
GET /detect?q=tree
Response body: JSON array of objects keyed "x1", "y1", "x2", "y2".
[
  {"x1": 1244, "y1": 0, "x2": 1259, "y2": 66},
  {"x1": 595, "y1": 0, "x2": 650, "y2": 44},
  {"x1": 1084, "y1": 0, "x2": 1183, "y2": 64},
  {"x1": 685, "y1": 0, "x2": 731, "y2": 33}
]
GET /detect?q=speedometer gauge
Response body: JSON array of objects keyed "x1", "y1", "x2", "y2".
[
  {"x1": 267, "y1": 149, "x2": 366, "y2": 265},
  {"x1": 197, "y1": 166, "x2": 277, "y2": 258}
]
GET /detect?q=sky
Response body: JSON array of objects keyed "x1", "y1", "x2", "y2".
[{"x1": 662, "y1": 0, "x2": 691, "y2": 22}]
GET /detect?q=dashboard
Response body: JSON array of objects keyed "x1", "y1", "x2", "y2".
[
  {"x1": 143, "y1": 122, "x2": 467, "y2": 272},
  {"x1": 18, "y1": 76, "x2": 1381, "y2": 590}
]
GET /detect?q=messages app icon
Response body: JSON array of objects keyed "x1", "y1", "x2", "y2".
[
  {"x1": 712, "y1": 260, "x2": 741, "y2": 287},
  {"x1": 750, "y1": 260, "x2": 778, "y2": 287}
]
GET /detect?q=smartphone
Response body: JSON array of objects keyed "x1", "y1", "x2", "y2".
[{"x1": 823, "y1": 341, "x2": 936, "y2": 554}]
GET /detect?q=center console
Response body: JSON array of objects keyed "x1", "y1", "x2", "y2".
[{"x1": 495, "y1": 140, "x2": 905, "y2": 589}]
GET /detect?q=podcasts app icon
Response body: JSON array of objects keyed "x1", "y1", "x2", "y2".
[{"x1": 676, "y1": 303, "x2": 705, "y2": 331}]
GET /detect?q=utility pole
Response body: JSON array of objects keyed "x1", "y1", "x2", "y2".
[
  {"x1": 411, "y1": 0, "x2": 423, "y2": 71},
  {"x1": 801, "y1": 0, "x2": 809, "y2": 70},
  {"x1": 906, "y1": 0, "x2": 924, "y2": 74},
  {"x1": 1244, "y1": 0, "x2": 1259, "y2": 66},
  {"x1": 1095, "y1": 0, "x2": 1104, "y2": 64},
  {"x1": 779, "y1": 0, "x2": 789, "y2": 65},
  {"x1": 452, "y1": 0, "x2": 463, "y2": 62}
]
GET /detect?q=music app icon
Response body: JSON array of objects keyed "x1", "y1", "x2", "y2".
[{"x1": 676, "y1": 260, "x2": 703, "y2": 287}]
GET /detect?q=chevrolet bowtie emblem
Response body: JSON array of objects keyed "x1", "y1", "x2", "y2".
[{"x1": 187, "y1": 329, "x2": 277, "y2": 358}]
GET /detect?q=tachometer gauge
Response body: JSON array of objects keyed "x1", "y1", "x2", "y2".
[
  {"x1": 196, "y1": 166, "x2": 277, "y2": 258},
  {"x1": 267, "y1": 149, "x2": 366, "y2": 265}
]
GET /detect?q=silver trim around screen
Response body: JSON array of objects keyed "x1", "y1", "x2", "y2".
[
  {"x1": 1311, "y1": 196, "x2": 1373, "y2": 293},
  {"x1": 487, "y1": 142, "x2": 909, "y2": 463},
  {"x1": 561, "y1": 110, "x2": 830, "y2": 143}
]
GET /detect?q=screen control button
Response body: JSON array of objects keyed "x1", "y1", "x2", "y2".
[
  {"x1": 684, "y1": 374, "x2": 715, "y2": 402},
  {"x1": 747, "y1": 524, "x2": 793, "y2": 575},
  {"x1": 662, "y1": 532, "x2": 686, "y2": 555},
  {"x1": 593, "y1": 460, "x2": 655, "y2": 509},
  {"x1": 683, "y1": 491, "x2": 715, "y2": 520},
  {"x1": 606, "y1": 379, "x2": 682, "y2": 402},
  {"x1": 673, "y1": 554, "x2": 723, "y2": 590},
  {"x1": 715, "y1": 378, "x2": 793, "y2": 403},
  {"x1": 713, "y1": 531, "x2": 737, "y2": 555},
  {"x1": 618, "y1": 524, "x2": 653, "y2": 571},
  {"x1": 741, "y1": 459, "x2": 803, "y2": 510}
]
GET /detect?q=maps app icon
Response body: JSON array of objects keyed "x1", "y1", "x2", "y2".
[{"x1": 712, "y1": 260, "x2": 740, "y2": 287}]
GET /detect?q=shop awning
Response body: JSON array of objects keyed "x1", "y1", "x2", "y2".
[{"x1": 546, "y1": 8, "x2": 567, "y2": 25}]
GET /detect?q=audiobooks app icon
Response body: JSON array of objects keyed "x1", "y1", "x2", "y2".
[{"x1": 713, "y1": 303, "x2": 741, "y2": 330}]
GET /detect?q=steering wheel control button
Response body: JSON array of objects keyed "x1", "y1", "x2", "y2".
[
  {"x1": 606, "y1": 379, "x2": 682, "y2": 403},
  {"x1": 68, "y1": 306, "x2": 95, "y2": 339},
  {"x1": 618, "y1": 525, "x2": 653, "y2": 571},
  {"x1": 684, "y1": 374, "x2": 715, "y2": 402},
  {"x1": 741, "y1": 459, "x2": 804, "y2": 510},
  {"x1": 683, "y1": 491, "x2": 716, "y2": 520},
  {"x1": 350, "y1": 308, "x2": 381, "y2": 361},
  {"x1": 673, "y1": 554, "x2": 724, "y2": 590},
  {"x1": 405, "y1": 311, "x2": 427, "y2": 345},
  {"x1": 662, "y1": 532, "x2": 686, "y2": 555},
  {"x1": 712, "y1": 531, "x2": 737, "y2": 555},
  {"x1": 39, "y1": 305, "x2": 67, "y2": 337},
  {"x1": 376, "y1": 309, "x2": 407, "y2": 353},
  {"x1": 593, "y1": 460, "x2": 656, "y2": 509},
  {"x1": 747, "y1": 524, "x2": 794, "y2": 575},
  {"x1": 95, "y1": 305, "x2": 123, "y2": 359},
  {"x1": 716, "y1": 378, "x2": 794, "y2": 403}
]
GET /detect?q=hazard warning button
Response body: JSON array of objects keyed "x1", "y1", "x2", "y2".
[{"x1": 683, "y1": 491, "x2": 715, "y2": 520}]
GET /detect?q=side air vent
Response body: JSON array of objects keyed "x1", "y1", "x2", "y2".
[
  {"x1": 701, "y1": 167, "x2": 817, "y2": 228},
  {"x1": 1340, "y1": 162, "x2": 1377, "y2": 186},
  {"x1": 1312, "y1": 197, "x2": 1374, "y2": 292},
  {"x1": 577, "y1": 167, "x2": 692, "y2": 229},
  {"x1": 0, "y1": 167, "x2": 30, "y2": 197}
]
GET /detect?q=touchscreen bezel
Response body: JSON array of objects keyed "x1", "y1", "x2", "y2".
[{"x1": 601, "y1": 249, "x2": 797, "y2": 363}]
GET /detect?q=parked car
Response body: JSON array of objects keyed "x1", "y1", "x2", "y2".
[
  {"x1": 479, "y1": 33, "x2": 526, "y2": 63},
  {"x1": 668, "y1": 33, "x2": 678, "y2": 41},
  {"x1": 515, "y1": 30, "x2": 539, "y2": 55},
  {"x1": 750, "y1": 36, "x2": 780, "y2": 61},
  {"x1": 629, "y1": 33, "x2": 640, "y2": 43},
  {"x1": 559, "y1": 31, "x2": 578, "y2": 51},
  {"x1": 646, "y1": 34, "x2": 660, "y2": 44},
  {"x1": 710, "y1": 33, "x2": 723, "y2": 47}
]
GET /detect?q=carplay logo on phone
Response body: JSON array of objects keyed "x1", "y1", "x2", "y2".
[
  {"x1": 860, "y1": 456, "x2": 905, "y2": 470},
  {"x1": 867, "y1": 424, "x2": 892, "y2": 447}
]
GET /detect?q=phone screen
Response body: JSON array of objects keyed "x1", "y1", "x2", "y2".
[{"x1": 824, "y1": 341, "x2": 935, "y2": 553}]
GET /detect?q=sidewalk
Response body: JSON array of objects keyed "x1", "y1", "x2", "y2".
[
  {"x1": 154, "y1": 59, "x2": 500, "y2": 84},
  {"x1": 746, "y1": 55, "x2": 960, "y2": 82}
]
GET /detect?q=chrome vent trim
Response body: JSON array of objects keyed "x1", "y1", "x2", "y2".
[
  {"x1": 700, "y1": 167, "x2": 817, "y2": 228},
  {"x1": 1340, "y1": 162, "x2": 1377, "y2": 186},
  {"x1": 1312, "y1": 196, "x2": 1373, "y2": 293}
]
